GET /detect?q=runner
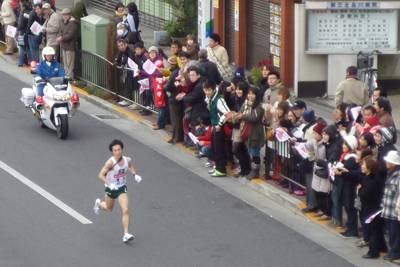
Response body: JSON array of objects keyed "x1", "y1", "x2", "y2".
[{"x1": 93, "y1": 139, "x2": 142, "y2": 243}]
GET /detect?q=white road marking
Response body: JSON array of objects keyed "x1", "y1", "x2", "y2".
[{"x1": 0, "y1": 160, "x2": 92, "y2": 224}]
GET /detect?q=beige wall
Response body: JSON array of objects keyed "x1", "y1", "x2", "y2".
[{"x1": 294, "y1": 4, "x2": 327, "y2": 96}]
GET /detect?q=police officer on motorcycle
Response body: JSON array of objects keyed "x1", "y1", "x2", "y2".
[{"x1": 35, "y1": 47, "x2": 65, "y2": 97}]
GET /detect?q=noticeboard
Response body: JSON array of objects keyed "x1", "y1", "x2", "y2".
[{"x1": 306, "y1": 9, "x2": 399, "y2": 54}]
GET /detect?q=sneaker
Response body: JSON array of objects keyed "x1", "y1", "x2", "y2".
[
  {"x1": 210, "y1": 170, "x2": 226, "y2": 177},
  {"x1": 205, "y1": 161, "x2": 214, "y2": 168},
  {"x1": 294, "y1": 190, "x2": 306, "y2": 196},
  {"x1": 118, "y1": 100, "x2": 130, "y2": 106},
  {"x1": 128, "y1": 104, "x2": 140, "y2": 110},
  {"x1": 340, "y1": 231, "x2": 359, "y2": 238},
  {"x1": 93, "y1": 198, "x2": 101, "y2": 214},
  {"x1": 208, "y1": 167, "x2": 216, "y2": 174},
  {"x1": 122, "y1": 232, "x2": 135, "y2": 243},
  {"x1": 301, "y1": 207, "x2": 318, "y2": 213},
  {"x1": 356, "y1": 239, "x2": 369, "y2": 248}
]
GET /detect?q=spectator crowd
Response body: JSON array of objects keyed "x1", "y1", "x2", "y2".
[
  {"x1": 2, "y1": 0, "x2": 400, "y2": 262},
  {"x1": 0, "y1": 0, "x2": 87, "y2": 79}
]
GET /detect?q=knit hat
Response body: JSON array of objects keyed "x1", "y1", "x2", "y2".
[
  {"x1": 42, "y1": 3, "x2": 51, "y2": 9},
  {"x1": 148, "y1": 46, "x2": 159, "y2": 54},
  {"x1": 234, "y1": 67, "x2": 245, "y2": 79},
  {"x1": 61, "y1": 8, "x2": 72, "y2": 15},
  {"x1": 303, "y1": 110, "x2": 315, "y2": 123},
  {"x1": 378, "y1": 127, "x2": 394, "y2": 145},
  {"x1": 313, "y1": 122, "x2": 326, "y2": 136},
  {"x1": 344, "y1": 135, "x2": 358, "y2": 150},
  {"x1": 293, "y1": 100, "x2": 307, "y2": 110}
]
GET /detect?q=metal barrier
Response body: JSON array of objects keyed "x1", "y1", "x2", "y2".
[
  {"x1": 75, "y1": 50, "x2": 157, "y2": 113},
  {"x1": 265, "y1": 139, "x2": 307, "y2": 190}
]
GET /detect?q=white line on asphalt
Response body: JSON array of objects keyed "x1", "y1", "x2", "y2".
[{"x1": 0, "y1": 160, "x2": 93, "y2": 225}]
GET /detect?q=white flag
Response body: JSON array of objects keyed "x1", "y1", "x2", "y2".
[
  {"x1": 127, "y1": 58, "x2": 139, "y2": 72},
  {"x1": 30, "y1": 21, "x2": 43, "y2": 36},
  {"x1": 275, "y1": 127, "x2": 290, "y2": 142},
  {"x1": 142, "y1": 59, "x2": 156, "y2": 75},
  {"x1": 6, "y1": 25, "x2": 17, "y2": 38},
  {"x1": 138, "y1": 78, "x2": 149, "y2": 94}
]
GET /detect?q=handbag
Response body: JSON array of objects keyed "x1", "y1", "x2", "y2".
[
  {"x1": 266, "y1": 127, "x2": 274, "y2": 141},
  {"x1": 17, "y1": 32, "x2": 25, "y2": 46},
  {"x1": 240, "y1": 121, "x2": 252, "y2": 142},
  {"x1": 314, "y1": 166, "x2": 328, "y2": 179}
]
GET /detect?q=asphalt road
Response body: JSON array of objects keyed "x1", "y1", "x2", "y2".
[{"x1": 0, "y1": 69, "x2": 367, "y2": 267}]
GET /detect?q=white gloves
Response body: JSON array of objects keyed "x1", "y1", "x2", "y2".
[{"x1": 134, "y1": 175, "x2": 142, "y2": 183}]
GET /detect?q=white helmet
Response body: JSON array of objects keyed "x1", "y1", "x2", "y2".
[{"x1": 42, "y1": 46, "x2": 56, "y2": 60}]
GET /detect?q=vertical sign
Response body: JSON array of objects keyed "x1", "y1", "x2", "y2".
[
  {"x1": 213, "y1": 0, "x2": 219, "y2": 9},
  {"x1": 234, "y1": 0, "x2": 240, "y2": 31},
  {"x1": 198, "y1": 0, "x2": 212, "y2": 48}
]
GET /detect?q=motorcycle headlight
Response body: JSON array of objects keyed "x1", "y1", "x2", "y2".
[
  {"x1": 53, "y1": 94, "x2": 62, "y2": 101},
  {"x1": 62, "y1": 94, "x2": 71, "y2": 101}
]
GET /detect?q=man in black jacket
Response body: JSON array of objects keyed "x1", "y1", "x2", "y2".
[
  {"x1": 197, "y1": 49, "x2": 222, "y2": 85},
  {"x1": 182, "y1": 66, "x2": 209, "y2": 127},
  {"x1": 115, "y1": 38, "x2": 137, "y2": 106}
]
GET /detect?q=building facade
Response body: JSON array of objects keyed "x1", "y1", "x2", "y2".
[{"x1": 212, "y1": 0, "x2": 296, "y2": 88}]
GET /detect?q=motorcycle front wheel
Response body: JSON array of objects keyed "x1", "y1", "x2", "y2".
[{"x1": 56, "y1": 114, "x2": 69, "y2": 140}]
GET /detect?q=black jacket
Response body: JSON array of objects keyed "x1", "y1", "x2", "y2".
[
  {"x1": 115, "y1": 47, "x2": 135, "y2": 67},
  {"x1": 165, "y1": 67, "x2": 180, "y2": 103},
  {"x1": 183, "y1": 78, "x2": 209, "y2": 126},
  {"x1": 358, "y1": 173, "x2": 384, "y2": 216},
  {"x1": 197, "y1": 59, "x2": 222, "y2": 85},
  {"x1": 27, "y1": 11, "x2": 45, "y2": 36}
]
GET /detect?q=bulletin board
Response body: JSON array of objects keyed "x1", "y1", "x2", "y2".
[{"x1": 306, "y1": 8, "x2": 399, "y2": 53}]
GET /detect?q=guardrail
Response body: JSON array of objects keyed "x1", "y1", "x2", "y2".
[
  {"x1": 75, "y1": 50, "x2": 157, "y2": 113},
  {"x1": 265, "y1": 140, "x2": 307, "y2": 190}
]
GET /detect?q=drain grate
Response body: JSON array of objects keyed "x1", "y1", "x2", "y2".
[{"x1": 92, "y1": 114, "x2": 119, "y2": 120}]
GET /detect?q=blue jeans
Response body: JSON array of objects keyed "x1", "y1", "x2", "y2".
[
  {"x1": 387, "y1": 219, "x2": 400, "y2": 258},
  {"x1": 157, "y1": 107, "x2": 167, "y2": 129},
  {"x1": 37, "y1": 83, "x2": 45, "y2": 96},
  {"x1": 18, "y1": 45, "x2": 30, "y2": 66},
  {"x1": 331, "y1": 176, "x2": 344, "y2": 224},
  {"x1": 248, "y1": 147, "x2": 261, "y2": 158},
  {"x1": 200, "y1": 146, "x2": 212, "y2": 158},
  {"x1": 28, "y1": 34, "x2": 41, "y2": 62}
]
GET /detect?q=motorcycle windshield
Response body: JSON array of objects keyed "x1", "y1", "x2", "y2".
[{"x1": 48, "y1": 77, "x2": 68, "y2": 91}]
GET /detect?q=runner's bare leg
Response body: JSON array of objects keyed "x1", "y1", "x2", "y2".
[{"x1": 118, "y1": 193, "x2": 130, "y2": 233}]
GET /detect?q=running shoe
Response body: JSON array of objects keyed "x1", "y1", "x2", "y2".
[
  {"x1": 122, "y1": 232, "x2": 135, "y2": 243},
  {"x1": 210, "y1": 170, "x2": 226, "y2": 177},
  {"x1": 208, "y1": 167, "x2": 216, "y2": 174},
  {"x1": 118, "y1": 100, "x2": 130, "y2": 106},
  {"x1": 93, "y1": 198, "x2": 101, "y2": 215}
]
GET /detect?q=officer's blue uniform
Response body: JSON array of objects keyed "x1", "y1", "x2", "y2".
[{"x1": 35, "y1": 61, "x2": 65, "y2": 96}]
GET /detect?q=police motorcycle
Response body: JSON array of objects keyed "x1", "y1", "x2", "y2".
[{"x1": 20, "y1": 47, "x2": 80, "y2": 140}]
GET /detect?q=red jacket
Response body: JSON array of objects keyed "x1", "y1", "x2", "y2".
[
  {"x1": 153, "y1": 77, "x2": 167, "y2": 108},
  {"x1": 198, "y1": 126, "x2": 212, "y2": 146}
]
